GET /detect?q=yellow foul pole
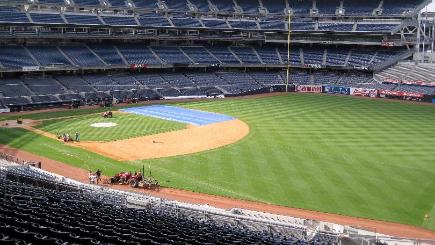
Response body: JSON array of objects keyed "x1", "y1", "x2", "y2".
[{"x1": 286, "y1": 10, "x2": 292, "y2": 93}]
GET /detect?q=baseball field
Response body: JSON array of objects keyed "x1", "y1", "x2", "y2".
[{"x1": 0, "y1": 93, "x2": 434, "y2": 231}]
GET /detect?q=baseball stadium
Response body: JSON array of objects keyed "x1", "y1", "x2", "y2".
[{"x1": 0, "y1": 0, "x2": 435, "y2": 244}]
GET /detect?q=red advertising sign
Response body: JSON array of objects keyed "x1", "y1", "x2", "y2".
[{"x1": 297, "y1": 85, "x2": 322, "y2": 93}]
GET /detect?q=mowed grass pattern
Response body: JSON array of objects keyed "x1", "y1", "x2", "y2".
[
  {"x1": 1, "y1": 94, "x2": 434, "y2": 230},
  {"x1": 142, "y1": 94, "x2": 435, "y2": 230},
  {"x1": 36, "y1": 113, "x2": 186, "y2": 142}
]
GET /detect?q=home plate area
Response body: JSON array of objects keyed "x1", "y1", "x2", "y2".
[{"x1": 73, "y1": 105, "x2": 249, "y2": 161}]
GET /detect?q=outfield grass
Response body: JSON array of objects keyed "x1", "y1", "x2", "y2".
[
  {"x1": 1, "y1": 94, "x2": 435, "y2": 230},
  {"x1": 35, "y1": 113, "x2": 186, "y2": 142}
]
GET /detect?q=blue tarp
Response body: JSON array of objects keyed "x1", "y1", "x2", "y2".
[{"x1": 121, "y1": 105, "x2": 234, "y2": 126}]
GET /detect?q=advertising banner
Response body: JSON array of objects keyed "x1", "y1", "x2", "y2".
[
  {"x1": 296, "y1": 85, "x2": 322, "y2": 93},
  {"x1": 323, "y1": 86, "x2": 350, "y2": 95},
  {"x1": 350, "y1": 88, "x2": 378, "y2": 98},
  {"x1": 379, "y1": 90, "x2": 424, "y2": 98}
]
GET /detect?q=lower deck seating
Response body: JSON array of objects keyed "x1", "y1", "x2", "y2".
[{"x1": 0, "y1": 165, "x2": 341, "y2": 244}]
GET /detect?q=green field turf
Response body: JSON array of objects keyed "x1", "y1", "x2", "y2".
[
  {"x1": 1, "y1": 93, "x2": 434, "y2": 231},
  {"x1": 35, "y1": 113, "x2": 186, "y2": 142}
]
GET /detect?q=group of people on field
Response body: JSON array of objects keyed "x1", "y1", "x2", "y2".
[
  {"x1": 57, "y1": 132, "x2": 80, "y2": 142},
  {"x1": 102, "y1": 111, "x2": 113, "y2": 118},
  {"x1": 89, "y1": 169, "x2": 102, "y2": 184}
]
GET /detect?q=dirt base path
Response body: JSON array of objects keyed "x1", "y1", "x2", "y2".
[
  {"x1": 73, "y1": 119, "x2": 249, "y2": 161},
  {"x1": 1, "y1": 145, "x2": 434, "y2": 241}
]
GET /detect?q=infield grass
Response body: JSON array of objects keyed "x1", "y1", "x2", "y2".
[
  {"x1": 35, "y1": 113, "x2": 186, "y2": 142},
  {"x1": 1, "y1": 93, "x2": 434, "y2": 230}
]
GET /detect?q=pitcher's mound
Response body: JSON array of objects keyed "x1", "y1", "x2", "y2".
[{"x1": 91, "y1": 122, "x2": 118, "y2": 128}]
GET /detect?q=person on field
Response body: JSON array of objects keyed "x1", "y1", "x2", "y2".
[
  {"x1": 75, "y1": 132, "x2": 80, "y2": 142},
  {"x1": 96, "y1": 169, "x2": 102, "y2": 184}
]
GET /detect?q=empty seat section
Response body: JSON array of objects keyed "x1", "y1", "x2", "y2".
[
  {"x1": 278, "y1": 48, "x2": 301, "y2": 64},
  {"x1": 73, "y1": 0, "x2": 101, "y2": 6},
  {"x1": 228, "y1": 20, "x2": 258, "y2": 30},
  {"x1": 0, "y1": 7, "x2": 29, "y2": 23},
  {"x1": 60, "y1": 46, "x2": 104, "y2": 67},
  {"x1": 356, "y1": 23, "x2": 398, "y2": 32},
  {"x1": 316, "y1": 0, "x2": 340, "y2": 15},
  {"x1": 88, "y1": 44, "x2": 125, "y2": 66},
  {"x1": 1, "y1": 97, "x2": 31, "y2": 106},
  {"x1": 171, "y1": 17, "x2": 202, "y2": 28},
  {"x1": 343, "y1": 0, "x2": 378, "y2": 15},
  {"x1": 209, "y1": 0, "x2": 235, "y2": 12},
  {"x1": 38, "y1": 0, "x2": 66, "y2": 4},
  {"x1": 55, "y1": 76, "x2": 95, "y2": 92},
  {"x1": 291, "y1": 22, "x2": 315, "y2": 31},
  {"x1": 163, "y1": 0, "x2": 188, "y2": 11},
  {"x1": 0, "y1": 79, "x2": 32, "y2": 97},
  {"x1": 24, "y1": 78, "x2": 66, "y2": 95},
  {"x1": 31, "y1": 95, "x2": 60, "y2": 104},
  {"x1": 82, "y1": 74, "x2": 118, "y2": 91},
  {"x1": 208, "y1": 47, "x2": 240, "y2": 64},
  {"x1": 131, "y1": 0, "x2": 157, "y2": 8},
  {"x1": 347, "y1": 50, "x2": 376, "y2": 66},
  {"x1": 117, "y1": 45, "x2": 161, "y2": 65},
  {"x1": 101, "y1": 16, "x2": 137, "y2": 26},
  {"x1": 231, "y1": 47, "x2": 260, "y2": 64},
  {"x1": 382, "y1": 0, "x2": 418, "y2": 15},
  {"x1": 30, "y1": 13, "x2": 65, "y2": 24},
  {"x1": 28, "y1": 46, "x2": 71, "y2": 67},
  {"x1": 289, "y1": 0, "x2": 313, "y2": 15},
  {"x1": 111, "y1": 74, "x2": 140, "y2": 90},
  {"x1": 160, "y1": 73, "x2": 194, "y2": 87},
  {"x1": 138, "y1": 15, "x2": 171, "y2": 27},
  {"x1": 303, "y1": 48, "x2": 324, "y2": 64},
  {"x1": 133, "y1": 74, "x2": 166, "y2": 88},
  {"x1": 236, "y1": 0, "x2": 259, "y2": 14},
  {"x1": 259, "y1": 20, "x2": 285, "y2": 30},
  {"x1": 318, "y1": 22, "x2": 354, "y2": 32},
  {"x1": 189, "y1": 0, "x2": 210, "y2": 12},
  {"x1": 107, "y1": 0, "x2": 126, "y2": 7},
  {"x1": 263, "y1": 0, "x2": 286, "y2": 14},
  {"x1": 64, "y1": 14, "x2": 102, "y2": 25},
  {"x1": 326, "y1": 48, "x2": 349, "y2": 66},
  {"x1": 151, "y1": 47, "x2": 192, "y2": 64},
  {"x1": 256, "y1": 47, "x2": 281, "y2": 64},
  {"x1": 0, "y1": 46, "x2": 37, "y2": 69},
  {"x1": 202, "y1": 19, "x2": 229, "y2": 28},
  {"x1": 181, "y1": 47, "x2": 219, "y2": 64}
]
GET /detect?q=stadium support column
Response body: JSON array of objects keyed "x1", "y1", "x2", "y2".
[{"x1": 286, "y1": 10, "x2": 292, "y2": 93}]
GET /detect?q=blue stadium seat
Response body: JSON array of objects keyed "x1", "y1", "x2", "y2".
[
  {"x1": 171, "y1": 17, "x2": 203, "y2": 28},
  {"x1": 189, "y1": 0, "x2": 210, "y2": 12},
  {"x1": 30, "y1": 12, "x2": 65, "y2": 24},
  {"x1": 151, "y1": 47, "x2": 192, "y2": 64},
  {"x1": 138, "y1": 14, "x2": 171, "y2": 27},
  {"x1": 202, "y1": 19, "x2": 229, "y2": 28},
  {"x1": 117, "y1": 44, "x2": 162, "y2": 65},
  {"x1": 64, "y1": 13, "x2": 102, "y2": 25},
  {"x1": 101, "y1": 15, "x2": 137, "y2": 26},
  {"x1": 0, "y1": 7, "x2": 29, "y2": 23},
  {"x1": 60, "y1": 46, "x2": 104, "y2": 67},
  {"x1": 262, "y1": 0, "x2": 286, "y2": 14},
  {"x1": 88, "y1": 44, "x2": 125, "y2": 66},
  {"x1": 27, "y1": 46, "x2": 72, "y2": 67},
  {"x1": 207, "y1": 47, "x2": 240, "y2": 64},
  {"x1": 181, "y1": 47, "x2": 220, "y2": 64},
  {"x1": 0, "y1": 46, "x2": 37, "y2": 69}
]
